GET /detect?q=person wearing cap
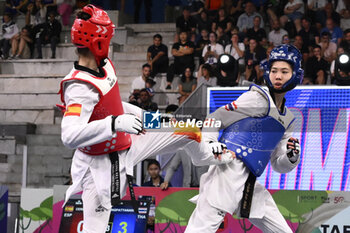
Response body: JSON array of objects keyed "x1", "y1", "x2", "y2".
[{"x1": 185, "y1": 44, "x2": 302, "y2": 233}]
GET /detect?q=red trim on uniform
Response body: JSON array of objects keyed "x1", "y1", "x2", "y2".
[
  {"x1": 232, "y1": 101, "x2": 237, "y2": 109},
  {"x1": 225, "y1": 105, "x2": 229, "y2": 111}
]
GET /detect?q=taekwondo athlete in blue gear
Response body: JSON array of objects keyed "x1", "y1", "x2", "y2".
[{"x1": 184, "y1": 44, "x2": 303, "y2": 233}]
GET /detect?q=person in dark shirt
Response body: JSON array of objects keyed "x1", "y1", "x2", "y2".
[
  {"x1": 246, "y1": 15, "x2": 267, "y2": 43},
  {"x1": 244, "y1": 37, "x2": 266, "y2": 84},
  {"x1": 339, "y1": 29, "x2": 350, "y2": 53},
  {"x1": 195, "y1": 28, "x2": 209, "y2": 63},
  {"x1": 138, "y1": 88, "x2": 158, "y2": 112},
  {"x1": 213, "y1": 7, "x2": 229, "y2": 32},
  {"x1": 195, "y1": 10, "x2": 212, "y2": 32},
  {"x1": 298, "y1": 17, "x2": 320, "y2": 53},
  {"x1": 176, "y1": 6, "x2": 197, "y2": 41},
  {"x1": 142, "y1": 159, "x2": 170, "y2": 188},
  {"x1": 147, "y1": 34, "x2": 169, "y2": 77},
  {"x1": 134, "y1": 0, "x2": 152, "y2": 23},
  {"x1": 35, "y1": 11, "x2": 61, "y2": 58},
  {"x1": 303, "y1": 45, "x2": 329, "y2": 84},
  {"x1": 167, "y1": 31, "x2": 195, "y2": 89},
  {"x1": 293, "y1": 35, "x2": 309, "y2": 63}
]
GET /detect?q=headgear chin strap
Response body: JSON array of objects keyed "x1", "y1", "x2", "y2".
[{"x1": 263, "y1": 44, "x2": 304, "y2": 93}]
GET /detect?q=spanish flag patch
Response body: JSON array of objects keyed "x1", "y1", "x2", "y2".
[{"x1": 64, "y1": 103, "x2": 82, "y2": 117}]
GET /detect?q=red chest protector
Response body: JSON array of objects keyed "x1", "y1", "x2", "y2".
[{"x1": 60, "y1": 58, "x2": 131, "y2": 155}]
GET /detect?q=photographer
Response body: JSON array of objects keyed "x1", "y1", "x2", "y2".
[{"x1": 202, "y1": 32, "x2": 224, "y2": 67}]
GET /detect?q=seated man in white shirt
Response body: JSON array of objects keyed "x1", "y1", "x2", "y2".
[{"x1": 129, "y1": 63, "x2": 152, "y2": 104}]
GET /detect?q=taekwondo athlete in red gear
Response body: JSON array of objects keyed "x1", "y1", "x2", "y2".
[
  {"x1": 185, "y1": 44, "x2": 303, "y2": 233},
  {"x1": 60, "y1": 5, "x2": 235, "y2": 233}
]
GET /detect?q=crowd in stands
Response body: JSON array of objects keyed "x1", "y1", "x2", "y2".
[
  {"x1": 129, "y1": 0, "x2": 350, "y2": 111},
  {"x1": 0, "y1": 0, "x2": 89, "y2": 59}
]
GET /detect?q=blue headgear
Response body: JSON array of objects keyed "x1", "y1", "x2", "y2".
[{"x1": 263, "y1": 44, "x2": 304, "y2": 93}]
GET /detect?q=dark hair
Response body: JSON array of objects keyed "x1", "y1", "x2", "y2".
[
  {"x1": 183, "y1": 6, "x2": 191, "y2": 12},
  {"x1": 3, "y1": 13, "x2": 12, "y2": 19},
  {"x1": 165, "y1": 104, "x2": 178, "y2": 113},
  {"x1": 181, "y1": 67, "x2": 194, "y2": 83},
  {"x1": 153, "y1": 34, "x2": 162, "y2": 40},
  {"x1": 76, "y1": 10, "x2": 91, "y2": 20},
  {"x1": 147, "y1": 159, "x2": 160, "y2": 169},
  {"x1": 313, "y1": 44, "x2": 321, "y2": 50},
  {"x1": 179, "y1": 30, "x2": 188, "y2": 35},
  {"x1": 77, "y1": 47, "x2": 91, "y2": 56},
  {"x1": 344, "y1": 29, "x2": 350, "y2": 35},
  {"x1": 202, "y1": 63, "x2": 212, "y2": 76},
  {"x1": 209, "y1": 31, "x2": 217, "y2": 39},
  {"x1": 301, "y1": 17, "x2": 311, "y2": 23},
  {"x1": 139, "y1": 88, "x2": 150, "y2": 96},
  {"x1": 142, "y1": 63, "x2": 151, "y2": 69},
  {"x1": 321, "y1": 31, "x2": 331, "y2": 38}
]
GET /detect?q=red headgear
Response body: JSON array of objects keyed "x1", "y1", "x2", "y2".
[{"x1": 71, "y1": 5, "x2": 115, "y2": 65}]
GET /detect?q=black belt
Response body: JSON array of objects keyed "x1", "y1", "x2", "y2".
[
  {"x1": 109, "y1": 151, "x2": 138, "y2": 214},
  {"x1": 240, "y1": 171, "x2": 256, "y2": 218}
]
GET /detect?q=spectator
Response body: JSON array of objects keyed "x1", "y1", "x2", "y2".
[
  {"x1": 165, "y1": 0, "x2": 182, "y2": 23},
  {"x1": 282, "y1": 34, "x2": 290, "y2": 44},
  {"x1": 142, "y1": 159, "x2": 169, "y2": 187},
  {"x1": 161, "y1": 149, "x2": 192, "y2": 189},
  {"x1": 202, "y1": 31, "x2": 224, "y2": 66},
  {"x1": 167, "y1": 31, "x2": 195, "y2": 89},
  {"x1": 323, "y1": 3, "x2": 341, "y2": 28},
  {"x1": 138, "y1": 88, "x2": 158, "y2": 111},
  {"x1": 42, "y1": 0, "x2": 57, "y2": 16},
  {"x1": 213, "y1": 7, "x2": 229, "y2": 32},
  {"x1": 280, "y1": 0, "x2": 304, "y2": 33},
  {"x1": 339, "y1": 28, "x2": 350, "y2": 53},
  {"x1": 197, "y1": 63, "x2": 217, "y2": 86},
  {"x1": 9, "y1": 26, "x2": 32, "y2": 59},
  {"x1": 176, "y1": 6, "x2": 197, "y2": 42},
  {"x1": 195, "y1": 28, "x2": 209, "y2": 63},
  {"x1": 195, "y1": 9, "x2": 212, "y2": 33},
  {"x1": 147, "y1": 34, "x2": 169, "y2": 77},
  {"x1": 336, "y1": 0, "x2": 350, "y2": 30},
  {"x1": 330, "y1": 46, "x2": 345, "y2": 79},
  {"x1": 303, "y1": 44, "x2": 329, "y2": 84},
  {"x1": 5, "y1": 0, "x2": 29, "y2": 16},
  {"x1": 131, "y1": 63, "x2": 152, "y2": 93},
  {"x1": 216, "y1": 25, "x2": 230, "y2": 47},
  {"x1": 244, "y1": 37, "x2": 266, "y2": 83},
  {"x1": 35, "y1": 11, "x2": 61, "y2": 58},
  {"x1": 258, "y1": 45, "x2": 275, "y2": 80},
  {"x1": 58, "y1": 0, "x2": 74, "y2": 26},
  {"x1": 204, "y1": 0, "x2": 223, "y2": 17},
  {"x1": 225, "y1": 32, "x2": 245, "y2": 69},
  {"x1": 320, "y1": 18, "x2": 344, "y2": 45},
  {"x1": 318, "y1": 31, "x2": 337, "y2": 63},
  {"x1": 293, "y1": 34, "x2": 309, "y2": 62},
  {"x1": 307, "y1": 0, "x2": 327, "y2": 30},
  {"x1": 237, "y1": 1, "x2": 264, "y2": 34},
  {"x1": 246, "y1": 16, "x2": 267, "y2": 43},
  {"x1": 26, "y1": 0, "x2": 47, "y2": 26},
  {"x1": 268, "y1": 20, "x2": 288, "y2": 46},
  {"x1": 298, "y1": 17, "x2": 320, "y2": 52},
  {"x1": 227, "y1": 0, "x2": 244, "y2": 25},
  {"x1": 134, "y1": 0, "x2": 152, "y2": 23},
  {"x1": 0, "y1": 13, "x2": 19, "y2": 59},
  {"x1": 178, "y1": 67, "x2": 197, "y2": 104}
]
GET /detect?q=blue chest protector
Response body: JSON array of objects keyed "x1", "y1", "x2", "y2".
[{"x1": 219, "y1": 85, "x2": 294, "y2": 177}]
